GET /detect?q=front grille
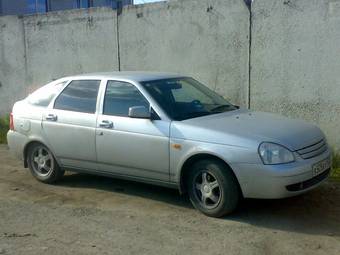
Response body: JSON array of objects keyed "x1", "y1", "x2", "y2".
[
  {"x1": 286, "y1": 168, "x2": 330, "y2": 192},
  {"x1": 295, "y1": 139, "x2": 327, "y2": 159}
]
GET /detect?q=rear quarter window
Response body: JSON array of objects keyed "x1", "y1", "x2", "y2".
[{"x1": 27, "y1": 81, "x2": 67, "y2": 107}]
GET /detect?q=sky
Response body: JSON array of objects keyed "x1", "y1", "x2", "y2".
[{"x1": 134, "y1": 0, "x2": 164, "y2": 4}]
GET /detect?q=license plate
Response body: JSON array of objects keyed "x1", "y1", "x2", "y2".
[{"x1": 312, "y1": 158, "x2": 331, "y2": 176}]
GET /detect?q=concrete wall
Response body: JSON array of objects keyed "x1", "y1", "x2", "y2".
[
  {"x1": 0, "y1": 7, "x2": 119, "y2": 115},
  {"x1": 0, "y1": 15, "x2": 26, "y2": 116},
  {"x1": 119, "y1": 0, "x2": 250, "y2": 106},
  {"x1": 251, "y1": 0, "x2": 340, "y2": 149},
  {"x1": 24, "y1": 7, "x2": 119, "y2": 93}
]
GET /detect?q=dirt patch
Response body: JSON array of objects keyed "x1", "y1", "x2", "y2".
[{"x1": 0, "y1": 145, "x2": 340, "y2": 255}]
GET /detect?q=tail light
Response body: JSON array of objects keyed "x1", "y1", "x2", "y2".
[{"x1": 9, "y1": 112, "x2": 14, "y2": 131}]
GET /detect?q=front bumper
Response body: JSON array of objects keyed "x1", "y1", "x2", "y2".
[{"x1": 231, "y1": 148, "x2": 331, "y2": 199}]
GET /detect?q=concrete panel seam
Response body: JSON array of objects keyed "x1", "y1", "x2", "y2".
[
  {"x1": 22, "y1": 17, "x2": 28, "y2": 95},
  {"x1": 247, "y1": 1, "x2": 252, "y2": 109},
  {"x1": 116, "y1": 10, "x2": 121, "y2": 71}
]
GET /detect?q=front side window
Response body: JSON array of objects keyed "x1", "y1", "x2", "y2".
[
  {"x1": 54, "y1": 80, "x2": 100, "y2": 113},
  {"x1": 141, "y1": 77, "x2": 237, "y2": 121},
  {"x1": 103, "y1": 81, "x2": 149, "y2": 117},
  {"x1": 27, "y1": 81, "x2": 67, "y2": 107}
]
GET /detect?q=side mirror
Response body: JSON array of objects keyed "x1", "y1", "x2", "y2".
[{"x1": 128, "y1": 106, "x2": 151, "y2": 119}]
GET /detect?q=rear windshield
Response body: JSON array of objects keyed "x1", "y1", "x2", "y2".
[{"x1": 27, "y1": 81, "x2": 67, "y2": 107}]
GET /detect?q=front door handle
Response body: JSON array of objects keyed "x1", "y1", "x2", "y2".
[
  {"x1": 99, "y1": 120, "x2": 114, "y2": 129},
  {"x1": 45, "y1": 114, "x2": 58, "y2": 121}
]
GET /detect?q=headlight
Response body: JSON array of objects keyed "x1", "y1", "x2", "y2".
[{"x1": 258, "y1": 142, "x2": 295, "y2": 165}]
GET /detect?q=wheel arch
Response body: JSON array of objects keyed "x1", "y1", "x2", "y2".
[
  {"x1": 23, "y1": 140, "x2": 58, "y2": 168},
  {"x1": 178, "y1": 153, "x2": 243, "y2": 197}
]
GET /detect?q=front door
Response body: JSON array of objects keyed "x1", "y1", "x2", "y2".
[{"x1": 95, "y1": 80, "x2": 170, "y2": 182}]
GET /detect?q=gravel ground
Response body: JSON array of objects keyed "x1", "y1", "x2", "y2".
[{"x1": 0, "y1": 145, "x2": 339, "y2": 255}]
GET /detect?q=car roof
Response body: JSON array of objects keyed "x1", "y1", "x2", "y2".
[{"x1": 62, "y1": 71, "x2": 183, "y2": 83}]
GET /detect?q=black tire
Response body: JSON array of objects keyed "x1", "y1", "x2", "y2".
[
  {"x1": 27, "y1": 143, "x2": 64, "y2": 184},
  {"x1": 187, "y1": 159, "x2": 240, "y2": 217}
]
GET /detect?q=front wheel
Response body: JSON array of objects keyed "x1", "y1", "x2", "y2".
[
  {"x1": 187, "y1": 159, "x2": 240, "y2": 217},
  {"x1": 27, "y1": 143, "x2": 64, "y2": 184}
]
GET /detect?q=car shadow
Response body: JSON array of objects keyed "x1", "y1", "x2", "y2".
[
  {"x1": 57, "y1": 172, "x2": 340, "y2": 237},
  {"x1": 231, "y1": 190, "x2": 340, "y2": 236},
  {"x1": 57, "y1": 172, "x2": 192, "y2": 209}
]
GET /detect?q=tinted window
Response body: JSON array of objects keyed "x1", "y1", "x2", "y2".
[
  {"x1": 103, "y1": 81, "x2": 149, "y2": 117},
  {"x1": 27, "y1": 81, "x2": 67, "y2": 107},
  {"x1": 54, "y1": 80, "x2": 100, "y2": 113}
]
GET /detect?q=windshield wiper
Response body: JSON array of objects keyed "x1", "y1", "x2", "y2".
[
  {"x1": 210, "y1": 104, "x2": 235, "y2": 112},
  {"x1": 184, "y1": 111, "x2": 212, "y2": 119}
]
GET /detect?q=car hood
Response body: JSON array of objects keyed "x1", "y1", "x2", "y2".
[{"x1": 170, "y1": 109, "x2": 324, "y2": 151}]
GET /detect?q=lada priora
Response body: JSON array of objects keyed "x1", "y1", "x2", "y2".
[{"x1": 7, "y1": 72, "x2": 331, "y2": 217}]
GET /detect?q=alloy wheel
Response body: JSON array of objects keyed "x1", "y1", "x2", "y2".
[
  {"x1": 193, "y1": 171, "x2": 222, "y2": 209},
  {"x1": 31, "y1": 146, "x2": 54, "y2": 177}
]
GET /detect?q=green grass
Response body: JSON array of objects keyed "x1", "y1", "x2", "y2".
[
  {"x1": 331, "y1": 150, "x2": 340, "y2": 180},
  {"x1": 0, "y1": 115, "x2": 9, "y2": 144}
]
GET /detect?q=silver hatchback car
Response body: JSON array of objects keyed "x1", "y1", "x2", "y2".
[{"x1": 7, "y1": 72, "x2": 331, "y2": 217}]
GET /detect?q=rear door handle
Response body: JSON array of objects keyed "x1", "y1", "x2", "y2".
[
  {"x1": 45, "y1": 114, "x2": 58, "y2": 121},
  {"x1": 99, "y1": 120, "x2": 114, "y2": 129}
]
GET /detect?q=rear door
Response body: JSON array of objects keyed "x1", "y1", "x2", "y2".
[
  {"x1": 42, "y1": 79, "x2": 101, "y2": 170},
  {"x1": 95, "y1": 80, "x2": 170, "y2": 181}
]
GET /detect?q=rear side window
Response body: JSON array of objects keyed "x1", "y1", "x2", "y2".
[
  {"x1": 27, "y1": 81, "x2": 67, "y2": 107},
  {"x1": 103, "y1": 81, "x2": 149, "y2": 117},
  {"x1": 54, "y1": 80, "x2": 100, "y2": 113}
]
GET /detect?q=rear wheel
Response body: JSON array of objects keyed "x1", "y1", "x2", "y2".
[
  {"x1": 27, "y1": 143, "x2": 64, "y2": 183},
  {"x1": 187, "y1": 159, "x2": 240, "y2": 217}
]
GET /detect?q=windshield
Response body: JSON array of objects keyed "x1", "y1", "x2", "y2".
[{"x1": 141, "y1": 77, "x2": 237, "y2": 121}]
